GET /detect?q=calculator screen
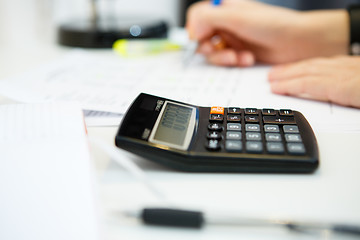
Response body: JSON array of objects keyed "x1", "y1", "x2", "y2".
[{"x1": 148, "y1": 101, "x2": 196, "y2": 150}]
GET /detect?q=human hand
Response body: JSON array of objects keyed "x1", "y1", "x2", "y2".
[
  {"x1": 186, "y1": 0, "x2": 349, "y2": 67},
  {"x1": 268, "y1": 56, "x2": 360, "y2": 108}
]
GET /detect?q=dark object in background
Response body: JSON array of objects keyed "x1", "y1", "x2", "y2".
[
  {"x1": 58, "y1": 17, "x2": 168, "y2": 48},
  {"x1": 180, "y1": 0, "x2": 200, "y2": 26},
  {"x1": 58, "y1": 0, "x2": 168, "y2": 48}
]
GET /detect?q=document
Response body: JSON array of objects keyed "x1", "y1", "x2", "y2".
[
  {"x1": 0, "y1": 103, "x2": 101, "y2": 240},
  {"x1": 0, "y1": 50, "x2": 359, "y2": 132},
  {"x1": 83, "y1": 109, "x2": 123, "y2": 127}
]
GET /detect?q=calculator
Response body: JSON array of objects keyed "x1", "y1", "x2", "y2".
[{"x1": 115, "y1": 93, "x2": 319, "y2": 173}]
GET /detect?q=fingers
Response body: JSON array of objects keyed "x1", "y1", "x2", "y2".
[
  {"x1": 268, "y1": 58, "x2": 333, "y2": 82},
  {"x1": 186, "y1": 1, "x2": 259, "y2": 66},
  {"x1": 270, "y1": 72, "x2": 360, "y2": 108},
  {"x1": 206, "y1": 49, "x2": 255, "y2": 67},
  {"x1": 268, "y1": 57, "x2": 354, "y2": 105},
  {"x1": 269, "y1": 76, "x2": 330, "y2": 102},
  {"x1": 186, "y1": 0, "x2": 256, "y2": 40},
  {"x1": 197, "y1": 33, "x2": 255, "y2": 67},
  {"x1": 197, "y1": 35, "x2": 228, "y2": 54},
  {"x1": 186, "y1": 1, "x2": 224, "y2": 40},
  {"x1": 268, "y1": 59, "x2": 332, "y2": 102}
]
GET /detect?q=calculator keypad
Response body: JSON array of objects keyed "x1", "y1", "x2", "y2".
[{"x1": 205, "y1": 107, "x2": 306, "y2": 155}]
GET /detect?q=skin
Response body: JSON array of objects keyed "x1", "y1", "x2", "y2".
[
  {"x1": 269, "y1": 56, "x2": 360, "y2": 108},
  {"x1": 186, "y1": 0, "x2": 360, "y2": 108}
]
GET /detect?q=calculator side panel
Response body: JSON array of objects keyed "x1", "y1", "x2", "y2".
[
  {"x1": 115, "y1": 135, "x2": 317, "y2": 173},
  {"x1": 293, "y1": 110, "x2": 319, "y2": 164},
  {"x1": 116, "y1": 93, "x2": 164, "y2": 141}
]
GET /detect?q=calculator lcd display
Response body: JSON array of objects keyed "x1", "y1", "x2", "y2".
[{"x1": 149, "y1": 101, "x2": 196, "y2": 150}]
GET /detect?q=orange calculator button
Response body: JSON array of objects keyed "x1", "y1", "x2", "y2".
[{"x1": 210, "y1": 106, "x2": 224, "y2": 115}]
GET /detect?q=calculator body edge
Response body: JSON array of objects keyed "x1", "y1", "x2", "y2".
[{"x1": 115, "y1": 93, "x2": 319, "y2": 173}]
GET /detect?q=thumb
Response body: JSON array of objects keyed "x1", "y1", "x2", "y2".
[
  {"x1": 207, "y1": 49, "x2": 255, "y2": 67},
  {"x1": 186, "y1": 0, "x2": 238, "y2": 40}
]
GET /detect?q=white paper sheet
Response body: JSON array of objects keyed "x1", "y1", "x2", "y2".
[
  {"x1": 0, "y1": 50, "x2": 359, "y2": 132},
  {"x1": 0, "y1": 103, "x2": 101, "y2": 240},
  {"x1": 83, "y1": 109, "x2": 123, "y2": 127}
]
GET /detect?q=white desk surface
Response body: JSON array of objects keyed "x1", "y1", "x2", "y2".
[{"x1": 1, "y1": 1, "x2": 360, "y2": 239}]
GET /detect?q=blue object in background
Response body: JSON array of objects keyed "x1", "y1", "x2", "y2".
[{"x1": 212, "y1": 0, "x2": 222, "y2": 6}]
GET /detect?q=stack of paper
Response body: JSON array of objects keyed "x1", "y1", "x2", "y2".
[{"x1": 0, "y1": 103, "x2": 101, "y2": 240}]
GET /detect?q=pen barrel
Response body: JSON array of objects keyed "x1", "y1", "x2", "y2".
[
  {"x1": 332, "y1": 224, "x2": 360, "y2": 236},
  {"x1": 142, "y1": 208, "x2": 204, "y2": 228}
]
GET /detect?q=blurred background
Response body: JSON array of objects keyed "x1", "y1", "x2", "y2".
[{"x1": 1, "y1": 0, "x2": 359, "y2": 78}]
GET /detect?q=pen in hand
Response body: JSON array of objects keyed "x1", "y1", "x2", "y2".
[{"x1": 183, "y1": 0, "x2": 224, "y2": 66}]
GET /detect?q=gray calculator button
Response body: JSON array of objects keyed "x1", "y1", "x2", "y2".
[
  {"x1": 285, "y1": 134, "x2": 302, "y2": 142},
  {"x1": 262, "y1": 109, "x2": 276, "y2": 116},
  {"x1": 283, "y1": 125, "x2": 299, "y2": 133},
  {"x1": 227, "y1": 123, "x2": 241, "y2": 131},
  {"x1": 227, "y1": 115, "x2": 241, "y2": 122},
  {"x1": 206, "y1": 139, "x2": 221, "y2": 151},
  {"x1": 246, "y1": 132, "x2": 261, "y2": 141},
  {"x1": 207, "y1": 131, "x2": 222, "y2": 140},
  {"x1": 228, "y1": 107, "x2": 241, "y2": 114},
  {"x1": 245, "y1": 108, "x2": 259, "y2": 114},
  {"x1": 226, "y1": 132, "x2": 242, "y2": 140},
  {"x1": 209, "y1": 114, "x2": 224, "y2": 122},
  {"x1": 287, "y1": 143, "x2": 306, "y2": 155},
  {"x1": 208, "y1": 123, "x2": 223, "y2": 131},
  {"x1": 264, "y1": 125, "x2": 279, "y2": 132},
  {"x1": 263, "y1": 116, "x2": 296, "y2": 124},
  {"x1": 265, "y1": 133, "x2": 282, "y2": 142},
  {"x1": 246, "y1": 141, "x2": 263, "y2": 153},
  {"x1": 245, "y1": 115, "x2": 259, "y2": 123},
  {"x1": 226, "y1": 141, "x2": 242, "y2": 152},
  {"x1": 279, "y1": 109, "x2": 293, "y2": 116},
  {"x1": 266, "y1": 142, "x2": 284, "y2": 154},
  {"x1": 245, "y1": 124, "x2": 260, "y2": 132}
]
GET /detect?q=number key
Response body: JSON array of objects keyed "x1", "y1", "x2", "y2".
[{"x1": 208, "y1": 123, "x2": 223, "y2": 131}]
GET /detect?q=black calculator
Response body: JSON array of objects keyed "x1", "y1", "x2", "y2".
[{"x1": 115, "y1": 93, "x2": 319, "y2": 173}]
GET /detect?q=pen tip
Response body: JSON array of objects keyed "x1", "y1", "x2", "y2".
[
  {"x1": 122, "y1": 210, "x2": 140, "y2": 219},
  {"x1": 182, "y1": 40, "x2": 199, "y2": 68}
]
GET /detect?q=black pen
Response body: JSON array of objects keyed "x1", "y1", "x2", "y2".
[{"x1": 124, "y1": 207, "x2": 360, "y2": 236}]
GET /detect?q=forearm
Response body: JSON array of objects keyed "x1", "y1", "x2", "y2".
[{"x1": 298, "y1": 10, "x2": 349, "y2": 57}]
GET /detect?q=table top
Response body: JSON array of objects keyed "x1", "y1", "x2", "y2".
[{"x1": 1, "y1": 1, "x2": 360, "y2": 239}]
